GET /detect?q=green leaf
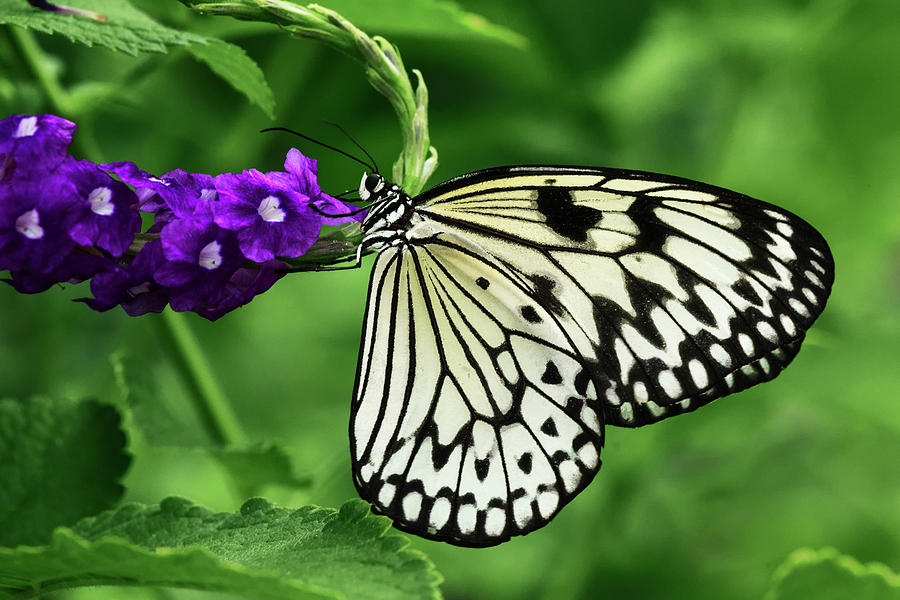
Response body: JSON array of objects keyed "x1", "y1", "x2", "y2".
[
  {"x1": 317, "y1": 0, "x2": 526, "y2": 47},
  {"x1": 768, "y1": 548, "x2": 900, "y2": 600},
  {"x1": 214, "y1": 444, "x2": 312, "y2": 494},
  {"x1": 187, "y1": 38, "x2": 276, "y2": 119},
  {"x1": 0, "y1": 498, "x2": 443, "y2": 600},
  {"x1": 0, "y1": 0, "x2": 204, "y2": 55},
  {"x1": 0, "y1": 397, "x2": 131, "y2": 548}
]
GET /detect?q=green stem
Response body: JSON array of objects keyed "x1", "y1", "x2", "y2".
[
  {"x1": 9, "y1": 25, "x2": 103, "y2": 159},
  {"x1": 155, "y1": 310, "x2": 248, "y2": 447},
  {"x1": 10, "y1": 26, "x2": 71, "y2": 113}
]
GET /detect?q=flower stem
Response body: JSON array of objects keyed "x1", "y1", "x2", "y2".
[{"x1": 155, "y1": 310, "x2": 248, "y2": 447}]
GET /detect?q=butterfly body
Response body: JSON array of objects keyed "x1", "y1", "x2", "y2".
[{"x1": 351, "y1": 165, "x2": 833, "y2": 547}]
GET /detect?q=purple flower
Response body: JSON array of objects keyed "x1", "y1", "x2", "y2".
[
  {"x1": 212, "y1": 168, "x2": 320, "y2": 262},
  {"x1": 155, "y1": 215, "x2": 245, "y2": 314},
  {"x1": 0, "y1": 114, "x2": 76, "y2": 182},
  {"x1": 0, "y1": 173, "x2": 77, "y2": 274},
  {"x1": 84, "y1": 239, "x2": 169, "y2": 316},
  {"x1": 7, "y1": 252, "x2": 111, "y2": 294},
  {"x1": 60, "y1": 158, "x2": 142, "y2": 256},
  {"x1": 189, "y1": 261, "x2": 285, "y2": 321},
  {"x1": 279, "y1": 148, "x2": 364, "y2": 224}
]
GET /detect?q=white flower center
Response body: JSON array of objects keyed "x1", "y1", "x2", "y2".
[
  {"x1": 199, "y1": 188, "x2": 217, "y2": 202},
  {"x1": 14, "y1": 116, "x2": 38, "y2": 138},
  {"x1": 88, "y1": 186, "x2": 115, "y2": 216},
  {"x1": 198, "y1": 240, "x2": 223, "y2": 270},
  {"x1": 257, "y1": 195, "x2": 286, "y2": 223},
  {"x1": 15, "y1": 209, "x2": 44, "y2": 239}
]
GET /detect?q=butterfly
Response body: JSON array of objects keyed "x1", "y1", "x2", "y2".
[{"x1": 348, "y1": 164, "x2": 833, "y2": 547}]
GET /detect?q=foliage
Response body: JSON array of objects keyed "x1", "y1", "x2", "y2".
[{"x1": 0, "y1": 0, "x2": 898, "y2": 599}]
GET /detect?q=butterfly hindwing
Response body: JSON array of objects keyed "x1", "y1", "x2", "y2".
[
  {"x1": 415, "y1": 166, "x2": 834, "y2": 427},
  {"x1": 351, "y1": 230, "x2": 604, "y2": 546}
]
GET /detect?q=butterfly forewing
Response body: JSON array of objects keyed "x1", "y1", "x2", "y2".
[
  {"x1": 352, "y1": 231, "x2": 604, "y2": 546},
  {"x1": 415, "y1": 166, "x2": 833, "y2": 427}
]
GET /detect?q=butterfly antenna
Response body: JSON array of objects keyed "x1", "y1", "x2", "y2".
[
  {"x1": 259, "y1": 126, "x2": 375, "y2": 172},
  {"x1": 323, "y1": 120, "x2": 380, "y2": 174}
]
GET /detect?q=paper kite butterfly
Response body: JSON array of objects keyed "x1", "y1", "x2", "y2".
[{"x1": 348, "y1": 164, "x2": 833, "y2": 547}]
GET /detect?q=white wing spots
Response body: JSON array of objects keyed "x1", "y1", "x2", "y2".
[
  {"x1": 570, "y1": 189, "x2": 635, "y2": 211},
  {"x1": 586, "y1": 228, "x2": 637, "y2": 253},
  {"x1": 776, "y1": 221, "x2": 794, "y2": 237},
  {"x1": 602, "y1": 178, "x2": 669, "y2": 193},
  {"x1": 803, "y1": 287, "x2": 818, "y2": 304},
  {"x1": 411, "y1": 437, "x2": 463, "y2": 498},
  {"x1": 709, "y1": 343, "x2": 732, "y2": 368},
  {"x1": 658, "y1": 370, "x2": 682, "y2": 398},
  {"x1": 756, "y1": 320, "x2": 779, "y2": 343},
  {"x1": 764, "y1": 209, "x2": 789, "y2": 222},
  {"x1": 810, "y1": 246, "x2": 824, "y2": 258},
  {"x1": 664, "y1": 236, "x2": 772, "y2": 316},
  {"x1": 457, "y1": 504, "x2": 477, "y2": 536},
  {"x1": 605, "y1": 385, "x2": 622, "y2": 406},
  {"x1": 472, "y1": 419, "x2": 497, "y2": 461},
  {"x1": 656, "y1": 207, "x2": 752, "y2": 262},
  {"x1": 621, "y1": 309, "x2": 686, "y2": 366},
  {"x1": 614, "y1": 338, "x2": 637, "y2": 384},
  {"x1": 646, "y1": 401, "x2": 666, "y2": 418},
  {"x1": 738, "y1": 333, "x2": 755, "y2": 355},
  {"x1": 621, "y1": 253, "x2": 691, "y2": 301},
  {"x1": 553, "y1": 252, "x2": 636, "y2": 316},
  {"x1": 558, "y1": 459, "x2": 582, "y2": 493},
  {"x1": 688, "y1": 359, "x2": 709, "y2": 388},
  {"x1": 599, "y1": 212, "x2": 640, "y2": 235},
  {"x1": 537, "y1": 489, "x2": 560, "y2": 520},
  {"x1": 766, "y1": 230, "x2": 797, "y2": 262},
  {"x1": 578, "y1": 443, "x2": 599, "y2": 469},
  {"x1": 378, "y1": 483, "x2": 397, "y2": 506},
  {"x1": 780, "y1": 314, "x2": 797, "y2": 337},
  {"x1": 647, "y1": 188, "x2": 718, "y2": 202},
  {"x1": 496, "y1": 350, "x2": 518, "y2": 385},
  {"x1": 804, "y1": 270, "x2": 825, "y2": 289},
  {"x1": 619, "y1": 404, "x2": 635, "y2": 423},
  {"x1": 633, "y1": 381, "x2": 649, "y2": 403},
  {"x1": 662, "y1": 200, "x2": 740, "y2": 229},
  {"x1": 485, "y1": 508, "x2": 506, "y2": 537},
  {"x1": 430, "y1": 497, "x2": 452, "y2": 530},
  {"x1": 432, "y1": 380, "x2": 469, "y2": 445},
  {"x1": 810, "y1": 260, "x2": 826, "y2": 274},
  {"x1": 759, "y1": 357, "x2": 772, "y2": 375},
  {"x1": 402, "y1": 492, "x2": 423, "y2": 522},
  {"x1": 789, "y1": 298, "x2": 811, "y2": 318}
]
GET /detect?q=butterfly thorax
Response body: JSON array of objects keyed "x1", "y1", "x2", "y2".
[{"x1": 358, "y1": 173, "x2": 421, "y2": 247}]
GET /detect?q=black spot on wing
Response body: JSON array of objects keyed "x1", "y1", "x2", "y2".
[
  {"x1": 476, "y1": 276, "x2": 490, "y2": 289},
  {"x1": 535, "y1": 186, "x2": 603, "y2": 242},
  {"x1": 541, "y1": 361, "x2": 563, "y2": 384},
  {"x1": 517, "y1": 452, "x2": 533, "y2": 474},
  {"x1": 521, "y1": 305, "x2": 542, "y2": 323},
  {"x1": 530, "y1": 274, "x2": 565, "y2": 316},
  {"x1": 541, "y1": 418, "x2": 558, "y2": 436},
  {"x1": 474, "y1": 457, "x2": 490, "y2": 481}
]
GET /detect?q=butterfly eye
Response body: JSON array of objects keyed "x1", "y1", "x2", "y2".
[
  {"x1": 358, "y1": 173, "x2": 384, "y2": 201},
  {"x1": 365, "y1": 173, "x2": 384, "y2": 193}
]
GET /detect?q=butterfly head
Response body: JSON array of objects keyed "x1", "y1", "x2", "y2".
[{"x1": 358, "y1": 172, "x2": 386, "y2": 202}]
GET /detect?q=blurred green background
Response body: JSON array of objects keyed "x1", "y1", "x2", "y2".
[{"x1": 1, "y1": 0, "x2": 899, "y2": 598}]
